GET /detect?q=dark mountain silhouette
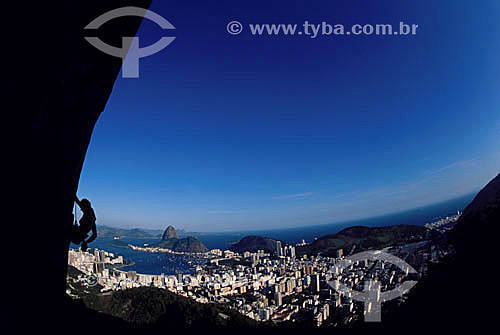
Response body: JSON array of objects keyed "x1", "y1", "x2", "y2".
[
  {"x1": 353, "y1": 173, "x2": 500, "y2": 332},
  {"x1": 14, "y1": 1, "x2": 153, "y2": 332},
  {"x1": 230, "y1": 235, "x2": 281, "y2": 254},
  {"x1": 170, "y1": 236, "x2": 208, "y2": 253},
  {"x1": 153, "y1": 236, "x2": 208, "y2": 253},
  {"x1": 153, "y1": 226, "x2": 208, "y2": 253},
  {"x1": 449, "y1": 173, "x2": 500, "y2": 253},
  {"x1": 81, "y1": 286, "x2": 260, "y2": 328}
]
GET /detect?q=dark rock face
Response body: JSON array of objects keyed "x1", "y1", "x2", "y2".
[
  {"x1": 378, "y1": 173, "x2": 500, "y2": 331},
  {"x1": 16, "y1": 1, "x2": 152, "y2": 330},
  {"x1": 450, "y1": 172, "x2": 500, "y2": 253},
  {"x1": 162, "y1": 225, "x2": 179, "y2": 240}
]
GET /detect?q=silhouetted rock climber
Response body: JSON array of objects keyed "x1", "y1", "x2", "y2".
[{"x1": 72, "y1": 195, "x2": 97, "y2": 251}]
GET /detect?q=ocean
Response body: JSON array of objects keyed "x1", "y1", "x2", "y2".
[
  {"x1": 72, "y1": 192, "x2": 475, "y2": 275},
  {"x1": 184, "y1": 192, "x2": 475, "y2": 248}
]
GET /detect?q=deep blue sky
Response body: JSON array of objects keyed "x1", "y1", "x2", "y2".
[{"x1": 79, "y1": 0, "x2": 500, "y2": 231}]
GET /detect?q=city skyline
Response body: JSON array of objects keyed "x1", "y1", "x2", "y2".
[{"x1": 68, "y1": 213, "x2": 451, "y2": 325}]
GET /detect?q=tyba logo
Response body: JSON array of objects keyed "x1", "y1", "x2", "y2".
[
  {"x1": 327, "y1": 250, "x2": 418, "y2": 322},
  {"x1": 84, "y1": 6, "x2": 175, "y2": 78}
]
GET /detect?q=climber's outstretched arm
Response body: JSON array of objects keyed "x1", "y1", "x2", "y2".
[{"x1": 74, "y1": 195, "x2": 82, "y2": 208}]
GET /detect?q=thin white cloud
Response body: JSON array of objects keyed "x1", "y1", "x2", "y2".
[
  {"x1": 272, "y1": 192, "x2": 314, "y2": 200},
  {"x1": 426, "y1": 158, "x2": 478, "y2": 176},
  {"x1": 207, "y1": 210, "x2": 242, "y2": 215}
]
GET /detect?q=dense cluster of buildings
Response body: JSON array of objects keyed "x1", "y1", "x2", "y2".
[
  {"x1": 68, "y1": 236, "x2": 430, "y2": 326},
  {"x1": 68, "y1": 248, "x2": 123, "y2": 280},
  {"x1": 424, "y1": 211, "x2": 461, "y2": 232}
]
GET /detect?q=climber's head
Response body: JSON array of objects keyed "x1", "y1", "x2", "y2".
[{"x1": 80, "y1": 198, "x2": 91, "y2": 209}]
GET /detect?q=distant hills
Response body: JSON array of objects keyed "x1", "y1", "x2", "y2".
[
  {"x1": 152, "y1": 226, "x2": 208, "y2": 253},
  {"x1": 98, "y1": 225, "x2": 208, "y2": 253},
  {"x1": 230, "y1": 235, "x2": 281, "y2": 254},
  {"x1": 229, "y1": 225, "x2": 440, "y2": 257},
  {"x1": 97, "y1": 225, "x2": 163, "y2": 239},
  {"x1": 297, "y1": 224, "x2": 441, "y2": 257}
]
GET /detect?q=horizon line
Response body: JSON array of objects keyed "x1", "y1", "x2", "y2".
[{"x1": 96, "y1": 191, "x2": 477, "y2": 234}]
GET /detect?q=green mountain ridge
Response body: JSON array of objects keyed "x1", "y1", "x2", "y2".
[
  {"x1": 69, "y1": 280, "x2": 260, "y2": 329},
  {"x1": 297, "y1": 224, "x2": 441, "y2": 257},
  {"x1": 229, "y1": 225, "x2": 440, "y2": 257}
]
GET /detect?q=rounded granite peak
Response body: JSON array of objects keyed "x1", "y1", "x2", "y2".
[{"x1": 162, "y1": 225, "x2": 179, "y2": 240}]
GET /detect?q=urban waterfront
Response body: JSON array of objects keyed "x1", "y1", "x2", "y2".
[
  {"x1": 70, "y1": 193, "x2": 471, "y2": 276},
  {"x1": 68, "y1": 211, "x2": 461, "y2": 326},
  {"x1": 71, "y1": 237, "x2": 208, "y2": 275}
]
